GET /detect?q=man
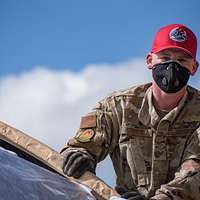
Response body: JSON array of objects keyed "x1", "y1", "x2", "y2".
[{"x1": 60, "y1": 24, "x2": 200, "y2": 200}]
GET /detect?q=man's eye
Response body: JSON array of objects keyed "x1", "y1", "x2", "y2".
[{"x1": 177, "y1": 59, "x2": 187, "y2": 63}]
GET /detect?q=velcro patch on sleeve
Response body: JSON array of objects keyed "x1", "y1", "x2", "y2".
[
  {"x1": 80, "y1": 115, "x2": 97, "y2": 129},
  {"x1": 75, "y1": 129, "x2": 95, "y2": 143}
]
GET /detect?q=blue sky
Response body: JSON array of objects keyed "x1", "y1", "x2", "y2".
[
  {"x1": 1, "y1": 0, "x2": 200, "y2": 187},
  {"x1": 1, "y1": 0, "x2": 200, "y2": 76}
]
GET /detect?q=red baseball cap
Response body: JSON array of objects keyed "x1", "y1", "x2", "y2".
[{"x1": 151, "y1": 24, "x2": 197, "y2": 59}]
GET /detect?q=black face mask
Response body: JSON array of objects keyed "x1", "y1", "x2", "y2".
[{"x1": 152, "y1": 60, "x2": 190, "y2": 93}]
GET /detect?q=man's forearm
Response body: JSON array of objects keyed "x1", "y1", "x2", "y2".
[{"x1": 151, "y1": 160, "x2": 200, "y2": 200}]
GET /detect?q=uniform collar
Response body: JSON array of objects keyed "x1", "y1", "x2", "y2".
[{"x1": 138, "y1": 86, "x2": 188, "y2": 128}]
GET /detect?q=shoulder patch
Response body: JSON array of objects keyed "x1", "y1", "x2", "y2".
[
  {"x1": 80, "y1": 115, "x2": 97, "y2": 129},
  {"x1": 75, "y1": 129, "x2": 95, "y2": 143}
]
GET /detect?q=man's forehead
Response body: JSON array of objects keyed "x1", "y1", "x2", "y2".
[{"x1": 157, "y1": 49, "x2": 192, "y2": 58}]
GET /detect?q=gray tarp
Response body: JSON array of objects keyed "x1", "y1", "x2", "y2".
[{"x1": 0, "y1": 147, "x2": 96, "y2": 200}]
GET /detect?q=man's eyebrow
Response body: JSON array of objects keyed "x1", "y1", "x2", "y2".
[
  {"x1": 158, "y1": 52, "x2": 170, "y2": 56},
  {"x1": 159, "y1": 50, "x2": 193, "y2": 59},
  {"x1": 176, "y1": 54, "x2": 193, "y2": 59},
  {"x1": 180, "y1": 54, "x2": 193, "y2": 59}
]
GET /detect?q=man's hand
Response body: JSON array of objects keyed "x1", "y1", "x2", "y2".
[
  {"x1": 121, "y1": 191, "x2": 149, "y2": 200},
  {"x1": 61, "y1": 149, "x2": 96, "y2": 179}
]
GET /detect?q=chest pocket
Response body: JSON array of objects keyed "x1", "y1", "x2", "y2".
[
  {"x1": 119, "y1": 125, "x2": 196, "y2": 191},
  {"x1": 119, "y1": 126, "x2": 152, "y2": 189}
]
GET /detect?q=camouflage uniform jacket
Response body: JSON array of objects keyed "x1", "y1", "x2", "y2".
[{"x1": 61, "y1": 83, "x2": 200, "y2": 200}]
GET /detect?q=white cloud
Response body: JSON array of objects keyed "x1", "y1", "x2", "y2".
[{"x1": 0, "y1": 58, "x2": 151, "y2": 150}]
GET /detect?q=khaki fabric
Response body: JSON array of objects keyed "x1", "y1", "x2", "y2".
[
  {"x1": 0, "y1": 121, "x2": 118, "y2": 200},
  {"x1": 62, "y1": 83, "x2": 200, "y2": 200}
]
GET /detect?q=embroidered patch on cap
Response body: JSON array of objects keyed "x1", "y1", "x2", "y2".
[
  {"x1": 75, "y1": 129, "x2": 95, "y2": 143},
  {"x1": 169, "y1": 27, "x2": 187, "y2": 42}
]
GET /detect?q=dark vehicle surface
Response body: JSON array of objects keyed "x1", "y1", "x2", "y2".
[
  {"x1": 0, "y1": 145, "x2": 96, "y2": 200},
  {"x1": 0, "y1": 121, "x2": 117, "y2": 200}
]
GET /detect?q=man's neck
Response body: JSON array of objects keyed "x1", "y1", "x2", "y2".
[{"x1": 151, "y1": 82, "x2": 187, "y2": 111}]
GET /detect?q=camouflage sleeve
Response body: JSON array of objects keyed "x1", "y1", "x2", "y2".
[
  {"x1": 151, "y1": 128, "x2": 200, "y2": 200},
  {"x1": 60, "y1": 95, "x2": 120, "y2": 163}
]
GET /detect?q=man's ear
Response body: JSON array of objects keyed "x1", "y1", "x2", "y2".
[
  {"x1": 146, "y1": 53, "x2": 153, "y2": 69},
  {"x1": 191, "y1": 60, "x2": 199, "y2": 76}
]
